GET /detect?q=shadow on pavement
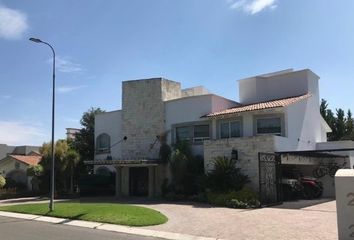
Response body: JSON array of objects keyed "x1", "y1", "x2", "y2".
[
  {"x1": 269, "y1": 198, "x2": 334, "y2": 210},
  {"x1": 78, "y1": 196, "x2": 215, "y2": 209}
]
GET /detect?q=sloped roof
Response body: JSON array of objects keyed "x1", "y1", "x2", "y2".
[
  {"x1": 204, "y1": 93, "x2": 311, "y2": 118},
  {"x1": 9, "y1": 155, "x2": 42, "y2": 166}
]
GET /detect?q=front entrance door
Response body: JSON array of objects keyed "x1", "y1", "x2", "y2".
[{"x1": 129, "y1": 167, "x2": 149, "y2": 197}]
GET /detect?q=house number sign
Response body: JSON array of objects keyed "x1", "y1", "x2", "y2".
[{"x1": 335, "y1": 170, "x2": 354, "y2": 240}]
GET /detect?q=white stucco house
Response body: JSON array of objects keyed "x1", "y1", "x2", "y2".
[{"x1": 87, "y1": 68, "x2": 354, "y2": 204}]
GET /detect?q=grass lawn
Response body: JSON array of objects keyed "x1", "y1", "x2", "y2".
[{"x1": 0, "y1": 202, "x2": 168, "y2": 226}]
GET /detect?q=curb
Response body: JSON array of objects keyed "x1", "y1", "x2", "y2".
[{"x1": 0, "y1": 211, "x2": 223, "y2": 240}]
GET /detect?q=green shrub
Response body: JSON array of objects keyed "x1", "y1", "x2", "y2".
[
  {"x1": 0, "y1": 176, "x2": 6, "y2": 189},
  {"x1": 159, "y1": 143, "x2": 171, "y2": 163},
  {"x1": 27, "y1": 165, "x2": 44, "y2": 177},
  {"x1": 166, "y1": 141, "x2": 205, "y2": 196},
  {"x1": 207, "y1": 187, "x2": 260, "y2": 209},
  {"x1": 206, "y1": 157, "x2": 249, "y2": 192}
]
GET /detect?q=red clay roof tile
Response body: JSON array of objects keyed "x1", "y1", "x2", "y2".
[
  {"x1": 204, "y1": 93, "x2": 311, "y2": 118},
  {"x1": 9, "y1": 155, "x2": 42, "y2": 166}
]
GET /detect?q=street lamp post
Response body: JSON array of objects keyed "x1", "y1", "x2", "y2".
[{"x1": 29, "y1": 37, "x2": 56, "y2": 211}]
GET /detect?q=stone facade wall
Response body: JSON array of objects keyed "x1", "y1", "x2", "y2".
[
  {"x1": 121, "y1": 78, "x2": 181, "y2": 159},
  {"x1": 203, "y1": 135, "x2": 275, "y2": 191}
]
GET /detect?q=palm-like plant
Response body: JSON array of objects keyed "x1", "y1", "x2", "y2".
[
  {"x1": 65, "y1": 149, "x2": 80, "y2": 193},
  {"x1": 206, "y1": 157, "x2": 249, "y2": 192}
]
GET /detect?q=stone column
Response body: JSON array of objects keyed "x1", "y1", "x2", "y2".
[
  {"x1": 335, "y1": 169, "x2": 354, "y2": 240},
  {"x1": 148, "y1": 166, "x2": 155, "y2": 198},
  {"x1": 115, "y1": 166, "x2": 122, "y2": 198}
]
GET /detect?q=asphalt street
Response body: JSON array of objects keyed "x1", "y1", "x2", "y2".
[{"x1": 0, "y1": 216, "x2": 165, "y2": 240}]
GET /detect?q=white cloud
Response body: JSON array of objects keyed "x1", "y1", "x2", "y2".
[
  {"x1": 62, "y1": 117, "x2": 79, "y2": 123},
  {"x1": 1, "y1": 95, "x2": 11, "y2": 99},
  {"x1": 229, "y1": 0, "x2": 277, "y2": 14},
  {"x1": 0, "y1": 5, "x2": 28, "y2": 39},
  {"x1": 57, "y1": 85, "x2": 87, "y2": 93},
  {"x1": 55, "y1": 56, "x2": 84, "y2": 73},
  {"x1": 0, "y1": 121, "x2": 47, "y2": 145}
]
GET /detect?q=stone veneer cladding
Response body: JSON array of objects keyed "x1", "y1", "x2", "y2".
[
  {"x1": 203, "y1": 135, "x2": 275, "y2": 191},
  {"x1": 121, "y1": 78, "x2": 181, "y2": 159}
]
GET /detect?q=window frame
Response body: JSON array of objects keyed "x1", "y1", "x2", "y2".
[
  {"x1": 172, "y1": 121, "x2": 211, "y2": 145},
  {"x1": 96, "y1": 133, "x2": 111, "y2": 153},
  {"x1": 219, "y1": 118, "x2": 242, "y2": 139},
  {"x1": 255, "y1": 115, "x2": 283, "y2": 136}
]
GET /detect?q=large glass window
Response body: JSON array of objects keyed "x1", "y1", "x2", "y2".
[
  {"x1": 257, "y1": 117, "x2": 281, "y2": 135},
  {"x1": 194, "y1": 125, "x2": 209, "y2": 138},
  {"x1": 230, "y1": 121, "x2": 241, "y2": 137},
  {"x1": 220, "y1": 122, "x2": 230, "y2": 138},
  {"x1": 96, "y1": 133, "x2": 111, "y2": 152},
  {"x1": 193, "y1": 125, "x2": 210, "y2": 143},
  {"x1": 175, "y1": 124, "x2": 210, "y2": 143},
  {"x1": 220, "y1": 121, "x2": 241, "y2": 139},
  {"x1": 176, "y1": 126, "x2": 191, "y2": 141}
]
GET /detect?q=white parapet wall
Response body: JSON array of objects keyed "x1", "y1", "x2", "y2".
[{"x1": 335, "y1": 169, "x2": 354, "y2": 240}]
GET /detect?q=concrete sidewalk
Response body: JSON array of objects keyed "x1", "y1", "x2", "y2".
[{"x1": 0, "y1": 211, "x2": 221, "y2": 240}]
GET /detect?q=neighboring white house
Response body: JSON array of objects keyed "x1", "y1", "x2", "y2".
[{"x1": 88, "y1": 69, "x2": 354, "y2": 203}]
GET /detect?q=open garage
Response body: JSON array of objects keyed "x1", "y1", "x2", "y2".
[{"x1": 279, "y1": 151, "x2": 350, "y2": 200}]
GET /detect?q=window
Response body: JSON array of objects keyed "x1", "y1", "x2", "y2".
[
  {"x1": 176, "y1": 127, "x2": 191, "y2": 141},
  {"x1": 175, "y1": 124, "x2": 210, "y2": 144},
  {"x1": 257, "y1": 117, "x2": 281, "y2": 135},
  {"x1": 220, "y1": 121, "x2": 241, "y2": 139},
  {"x1": 193, "y1": 125, "x2": 210, "y2": 143},
  {"x1": 96, "y1": 133, "x2": 111, "y2": 153}
]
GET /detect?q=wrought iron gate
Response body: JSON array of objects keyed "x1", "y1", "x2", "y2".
[{"x1": 258, "y1": 152, "x2": 282, "y2": 206}]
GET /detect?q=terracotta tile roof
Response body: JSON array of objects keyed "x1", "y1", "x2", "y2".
[
  {"x1": 204, "y1": 93, "x2": 311, "y2": 118},
  {"x1": 9, "y1": 155, "x2": 42, "y2": 166}
]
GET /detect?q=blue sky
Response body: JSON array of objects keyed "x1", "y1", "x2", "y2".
[{"x1": 0, "y1": 0, "x2": 354, "y2": 145}]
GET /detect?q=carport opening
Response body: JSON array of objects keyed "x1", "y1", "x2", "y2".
[{"x1": 278, "y1": 149, "x2": 351, "y2": 202}]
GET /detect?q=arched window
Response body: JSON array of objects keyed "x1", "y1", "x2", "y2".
[{"x1": 96, "y1": 133, "x2": 110, "y2": 153}]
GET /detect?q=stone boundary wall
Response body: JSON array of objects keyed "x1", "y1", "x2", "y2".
[{"x1": 204, "y1": 135, "x2": 275, "y2": 191}]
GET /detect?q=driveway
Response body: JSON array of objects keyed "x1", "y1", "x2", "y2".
[
  {"x1": 136, "y1": 199, "x2": 337, "y2": 240},
  {"x1": 0, "y1": 197, "x2": 338, "y2": 240}
]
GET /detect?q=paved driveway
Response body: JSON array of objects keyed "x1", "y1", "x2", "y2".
[
  {"x1": 0, "y1": 197, "x2": 338, "y2": 240},
  {"x1": 137, "y1": 199, "x2": 337, "y2": 240}
]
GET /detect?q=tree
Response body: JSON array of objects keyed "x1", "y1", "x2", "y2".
[
  {"x1": 72, "y1": 107, "x2": 105, "y2": 174},
  {"x1": 320, "y1": 99, "x2": 328, "y2": 119},
  {"x1": 27, "y1": 165, "x2": 44, "y2": 177},
  {"x1": 0, "y1": 175, "x2": 6, "y2": 189},
  {"x1": 320, "y1": 99, "x2": 354, "y2": 141},
  {"x1": 27, "y1": 165, "x2": 43, "y2": 193},
  {"x1": 344, "y1": 110, "x2": 354, "y2": 140},
  {"x1": 320, "y1": 99, "x2": 336, "y2": 140},
  {"x1": 65, "y1": 149, "x2": 80, "y2": 193},
  {"x1": 167, "y1": 141, "x2": 205, "y2": 195},
  {"x1": 334, "y1": 108, "x2": 346, "y2": 140},
  {"x1": 39, "y1": 140, "x2": 80, "y2": 193}
]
